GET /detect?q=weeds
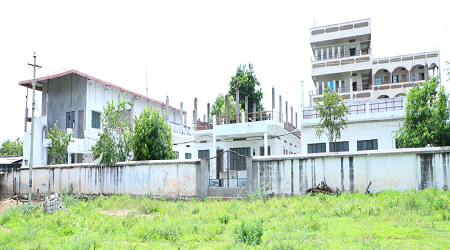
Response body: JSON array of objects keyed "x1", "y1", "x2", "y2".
[
  {"x1": 0, "y1": 189, "x2": 449, "y2": 249},
  {"x1": 233, "y1": 219, "x2": 263, "y2": 245}
]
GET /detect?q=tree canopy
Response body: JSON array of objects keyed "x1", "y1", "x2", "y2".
[
  {"x1": 314, "y1": 88, "x2": 349, "y2": 152},
  {"x1": 0, "y1": 138, "x2": 23, "y2": 156},
  {"x1": 132, "y1": 106, "x2": 175, "y2": 161},
  {"x1": 47, "y1": 121, "x2": 73, "y2": 164},
  {"x1": 395, "y1": 77, "x2": 450, "y2": 148},
  {"x1": 92, "y1": 92, "x2": 133, "y2": 167},
  {"x1": 228, "y1": 63, "x2": 264, "y2": 113}
]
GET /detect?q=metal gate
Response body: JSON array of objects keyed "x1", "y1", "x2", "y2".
[{"x1": 208, "y1": 150, "x2": 248, "y2": 187}]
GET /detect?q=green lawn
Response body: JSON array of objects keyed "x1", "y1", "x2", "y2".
[{"x1": 0, "y1": 189, "x2": 449, "y2": 249}]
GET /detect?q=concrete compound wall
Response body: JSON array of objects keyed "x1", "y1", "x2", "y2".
[
  {"x1": 1, "y1": 160, "x2": 203, "y2": 198},
  {"x1": 254, "y1": 147, "x2": 450, "y2": 195},
  {"x1": 2, "y1": 147, "x2": 450, "y2": 198}
]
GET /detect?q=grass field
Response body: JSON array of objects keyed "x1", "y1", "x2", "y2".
[{"x1": 0, "y1": 188, "x2": 449, "y2": 249}]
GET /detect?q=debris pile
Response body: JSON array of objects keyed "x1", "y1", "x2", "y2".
[
  {"x1": 306, "y1": 180, "x2": 341, "y2": 196},
  {"x1": 43, "y1": 193, "x2": 67, "y2": 213}
]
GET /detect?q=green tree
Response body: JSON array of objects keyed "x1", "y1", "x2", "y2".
[
  {"x1": 47, "y1": 121, "x2": 73, "y2": 164},
  {"x1": 0, "y1": 138, "x2": 23, "y2": 156},
  {"x1": 228, "y1": 63, "x2": 264, "y2": 113},
  {"x1": 395, "y1": 77, "x2": 450, "y2": 148},
  {"x1": 210, "y1": 93, "x2": 244, "y2": 120},
  {"x1": 314, "y1": 88, "x2": 349, "y2": 152},
  {"x1": 132, "y1": 106, "x2": 175, "y2": 161},
  {"x1": 92, "y1": 92, "x2": 133, "y2": 167}
]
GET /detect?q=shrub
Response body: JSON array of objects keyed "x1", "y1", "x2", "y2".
[
  {"x1": 218, "y1": 213, "x2": 230, "y2": 225},
  {"x1": 234, "y1": 219, "x2": 263, "y2": 245}
]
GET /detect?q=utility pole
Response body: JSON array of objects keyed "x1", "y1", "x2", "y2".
[{"x1": 28, "y1": 53, "x2": 42, "y2": 205}]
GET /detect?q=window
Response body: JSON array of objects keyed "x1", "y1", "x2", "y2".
[
  {"x1": 260, "y1": 146, "x2": 271, "y2": 156},
  {"x1": 349, "y1": 48, "x2": 356, "y2": 56},
  {"x1": 329, "y1": 141, "x2": 349, "y2": 152},
  {"x1": 175, "y1": 151, "x2": 179, "y2": 159},
  {"x1": 185, "y1": 153, "x2": 192, "y2": 159},
  {"x1": 92, "y1": 111, "x2": 101, "y2": 129},
  {"x1": 307, "y1": 143, "x2": 326, "y2": 153},
  {"x1": 66, "y1": 111, "x2": 75, "y2": 129},
  {"x1": 375, "y1": 77, "x2": 382, "y2": 85},
  {"x1": 357, "y1": 139, "x2": 378, "y2": 151},
  {"x1": 392, "y1": 75, "x2": 398, "y2": 83},
  {"x1": 198, "y1": 150, "x2": 210, "y2": 159},
  {"x1": 230, "y1": 147, "x2": 250, "y2": 171}
]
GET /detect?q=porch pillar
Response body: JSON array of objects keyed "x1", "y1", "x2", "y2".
[
  {"x1": 350, "y1": 72, "x2": 353, "y2": 102},
  {"x1": 264, "y1": 132, "x2": 268, "y2": 156}
]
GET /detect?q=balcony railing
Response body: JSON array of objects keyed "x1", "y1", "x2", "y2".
[
  {"x1": 313, "y1": 49, "x2": 370, "y2": 61},
  {"x1": 44, "y1": 129, "x2": 84, "y2": 139},
  {"x1": 303, "y1": 97, "x2": 406, "y2": 119},
  {"x1": 312, "y1": 84, "x2": 372, "y2": 96}
]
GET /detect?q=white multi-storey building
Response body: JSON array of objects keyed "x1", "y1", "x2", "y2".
[
  {"x1": 19, "y1": 69, "x2": 193, "y2": 165},
  {"x1": 302, "y1": 19, "x2": 441, "y2": 153}
]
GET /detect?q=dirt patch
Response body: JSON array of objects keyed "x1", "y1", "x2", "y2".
[
  {"x1": 0, "y1": 226, "x2": 10, "y2": 232},
  {"x1": 0, "y1": 199, "x2": 40, "y2": 215}
]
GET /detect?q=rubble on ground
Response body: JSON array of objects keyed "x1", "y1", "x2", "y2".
[{"x1": 306, "y1": 180, "x2": 341, "y2": 196}]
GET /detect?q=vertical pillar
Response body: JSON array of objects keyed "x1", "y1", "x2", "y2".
[
  {"x1": 225, "y1": 94, "x2": 229, "y2": 124},
  {"x1": 350, "y1": 72, "x2": 353, "y2": 101},
  {"x1": 180, "y1": 102, "x2": 184, "y2": 125},
  {"x1": 285, "y1": 101, "x2": 288, "y2": 125},
  {"x1": 207, "y1": 102, "x2": 210, "y2": 122},
  {"x1": 314, "y1": 49, "x2": 318, "y2": 60},
  {"x1": 326, "y1": 47, "x2": 329, "y2": 60},
  {"x1": 264, "y1": 132, "x2": 268, "y2": 156},
  {"x1": 272, "y1": 86, "x2": 275, "y2": 110},
  {"x1": 290, "y1": 107, "x2": 293, "y2": 125},
  {"x1": 253, "y1": 102, "x2": 256, "y2": 121},
  {"x1": 338, "y1": 46, "x2": 341, "y2": 58},
  {"x1": 203, "y1": 114, "x2": 206, "y2": 122},
  {"x1": 245, "y1": 96, "x2": 248, "y2": 121},
  {"x1": 321, "y1": 82, "x2": 325, "y2": 93},
  {"x1": 320, "y1": 48, "x2": 323, "y2": 60},
  {"x1": 184, "y1": 113, "x2": 186, "y2": 126},
  {"x1": 194, "y1": 98, "x2": 198, "y2": 122},
  {"x1": 295, "y1": 112, "x2": 298, "y2": 128},
  {"x1": 332, "y1": 47, "x2": 335, "y2": 59},
  {"x1": 279, "y1": 95, "x2": 282, "y2": 122},
  {"x1": 236, "y1": 90, "x2": 240, "y2": 120}
]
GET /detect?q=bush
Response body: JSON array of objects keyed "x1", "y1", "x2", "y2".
[
  {"x1": 234, "y1": 219, "x2": 263, "y2": 245},
  {"x1": 218, "y1": 213, "x2": 230, "y2": 225}
]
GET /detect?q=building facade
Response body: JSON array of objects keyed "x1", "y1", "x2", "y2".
[
  {"x1": 302, "y1": 19, "x2": 441, "y2": 153},
  {"x1": 19, "y1": 69, "x2": 193, "y2": 166}
]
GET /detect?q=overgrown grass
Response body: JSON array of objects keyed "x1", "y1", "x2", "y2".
[{"x1": 0, "y1": 189, "x2": 449, "y2": 249}]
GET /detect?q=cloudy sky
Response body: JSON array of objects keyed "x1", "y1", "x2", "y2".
[{"x1": 1, "y1": 0, "x2": 449, "y2": 143}]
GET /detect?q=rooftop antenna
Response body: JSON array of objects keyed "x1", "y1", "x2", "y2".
[{"x1": 146, "y1": 67, "x2": 148, "y2": 98}]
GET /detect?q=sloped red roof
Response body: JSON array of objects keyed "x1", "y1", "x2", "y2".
[{"x1": 18, "y1": 69, "x2": 187, "y2": 114}]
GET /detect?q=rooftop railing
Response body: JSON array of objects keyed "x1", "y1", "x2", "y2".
[{"x1": 193, "y1": 110, "x2": 284, "y2": 131}]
